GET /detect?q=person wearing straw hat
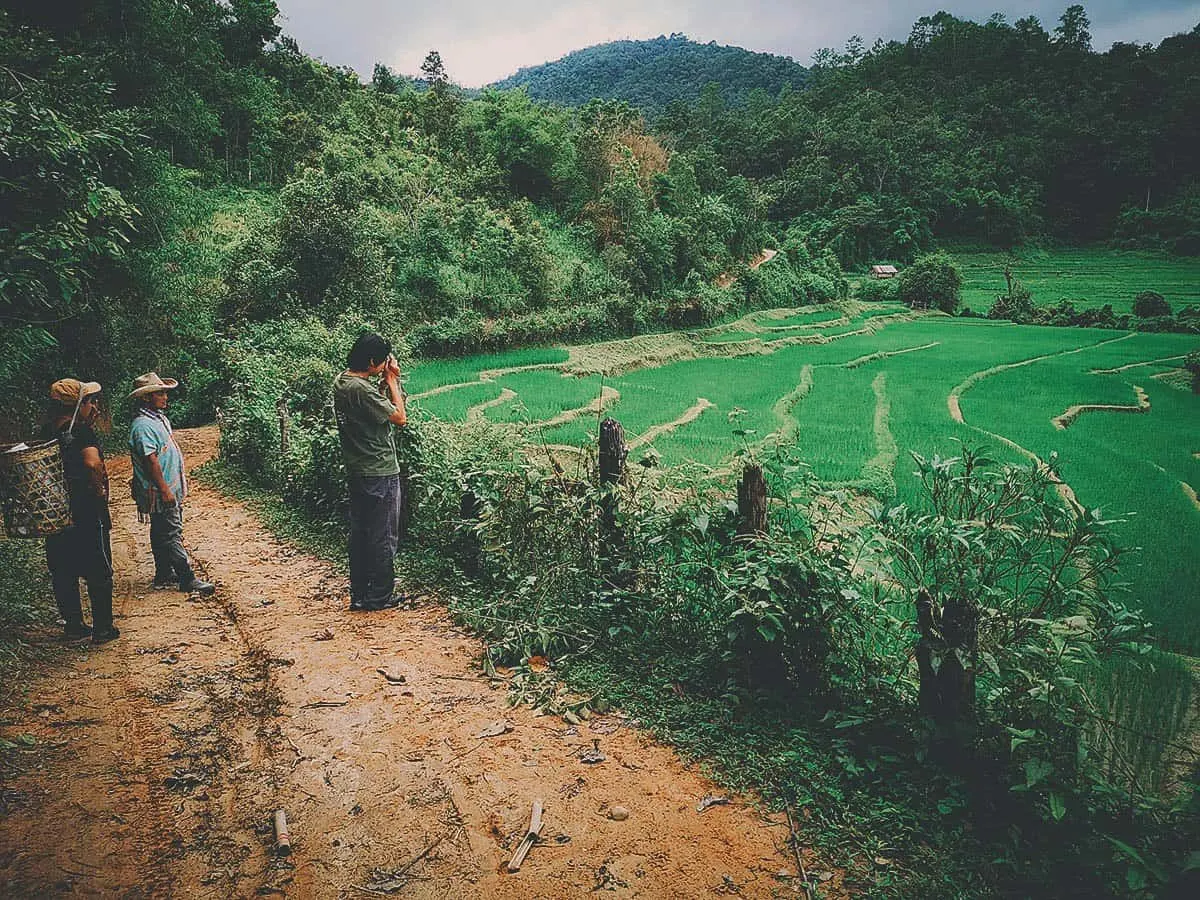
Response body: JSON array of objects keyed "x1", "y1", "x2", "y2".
[
  {"x1": 128, "y1": 373, "x2": 214, "y2": 596},
  {"x1": 42, "y1": 378, "x2": 119, "y2": 644}
]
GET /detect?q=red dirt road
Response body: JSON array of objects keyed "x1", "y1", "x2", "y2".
[{"x1": 0, "y1": 427, "x2": 829, "y2": 898}]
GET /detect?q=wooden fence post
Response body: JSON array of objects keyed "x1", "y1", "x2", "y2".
[
  {"x1": 915, "y1": 588, "x2": 978, "y2": 755},
  {"x1": 598, "y1": 418, "x2": 627, "y2": 536},
  {"x1": 736, "y1": 463, "x2": 767, "y2": 539},
  {"x1": 276, "y1": 397, "x2": 290, "y2": 457},
  {"x1": 459, "y1": 488, "x2": 482, "y2": 576}
]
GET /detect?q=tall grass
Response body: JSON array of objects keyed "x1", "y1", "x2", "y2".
[{"x1": 1086, "y1": 651, "x2": 1195, "y2": 798}]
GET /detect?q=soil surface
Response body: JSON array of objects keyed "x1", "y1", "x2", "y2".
[{"x1": 0, "y1": 427, "x2": 830, "y2": 898}]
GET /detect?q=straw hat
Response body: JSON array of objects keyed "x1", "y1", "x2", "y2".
[
  {"x1": 49, "y1": 378, "x2": 102, "y2": 404},
  {"x1": 128, "y1": 372, "x2": 179, "y2": 398}
]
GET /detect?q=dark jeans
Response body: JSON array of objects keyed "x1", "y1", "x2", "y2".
[
  {"x1": 348, "y1": 474, "x2": 401, "y2": 607},
  {"x1": 149, "y1": 504, "x2": 196, "y2": 587},
  {"x1": 45, "y1": 518, "x2": 114, "y2": 631}
]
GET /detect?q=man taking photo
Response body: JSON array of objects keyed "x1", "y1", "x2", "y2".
[{"x1": 333, "y1": 332, "x2": 408, "y2": 611}]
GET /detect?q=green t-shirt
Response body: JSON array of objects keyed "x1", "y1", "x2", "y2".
[{"x1": 332, "y1": 372, "x2": 400, "y2": 477}]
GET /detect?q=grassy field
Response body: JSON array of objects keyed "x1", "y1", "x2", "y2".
[
  {"x1": 953, "y1": 247, "x2": 1200, "y2": 314},
  {"x1": 410, "y1": 307, "x2": 1200, "y2": 656}
]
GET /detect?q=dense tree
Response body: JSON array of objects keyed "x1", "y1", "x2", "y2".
[
  {"x1": 898, "y1": 251, "x2": 962, "y2": 313},
  {"x1": 1134, "y1": 290, "x2": 1172, "y2": 317}
]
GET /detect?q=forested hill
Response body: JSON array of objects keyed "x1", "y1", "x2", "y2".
[{"x1": 489, "y1": 34, "x2": 807, "y2": 115}]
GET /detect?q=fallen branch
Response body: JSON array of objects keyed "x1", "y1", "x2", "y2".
[
  {"x1": 785, "y1": 806, "x2": 814, "y2": 900},
  {"x1": 507, "y1": 799, "x2": 544, "y2": 873}
]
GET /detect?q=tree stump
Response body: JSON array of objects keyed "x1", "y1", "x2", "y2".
[
  {"x1": 459, "y1": 489, "x2": 483, "y2": 576},
  {"x1": 915, "y1": 589, "x2": 978, "y2": 754},
  {"x1": 598, "y1": 418, "x2": 626, "y2": 535},
  {"x1": 736, "y1": 464, "x2": 767, "y2": 538}
]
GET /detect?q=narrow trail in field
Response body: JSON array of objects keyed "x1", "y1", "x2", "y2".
[
  {"x1": 411, "y1": 363, "x2": 566, "y2": 402},
  {"x1": 844, "y1": 341, "x2": 940, "y2": 369},
  {"x1": 410, "y1": 379, "x2": 486, "y2": 401},
  {"x1": 971, "y1": 423, "x2": 1083, "y2": 511},
  {"x1": 466, "y1": 387, "x2": 517, "y2": 422},
  {"x1": 0, "y1": 427, "x2": 821, "y2": 898},
  {"x1": 763, "y1": 366, "x2": 814, "y2": 449},
  {"x1": 568, "y1": 309, "x2": 926, "y2": 378},
  {"x1": 524, "y1": 386, "x2": 619, "y2": 432},
  {"x1": 861, "y1": 373, "x2": 898, "y2": 491},
  {"x1": 628, "y1": 399, "x2": 715, "y2": 450},
  {"x1": 1090, "y1": 354, "x2": 1186, "y2": 374},
  {"x1": 759, "y1": 315, "x2": 852, "y2": 333},
  {"x1": 1052, "y1": 386, "x2": 1150, "y2": 429},
  {"x1": 947, "y1": 332, "x2": 1135, "y2": 424},
  {"x1": 1184, "y1": 481, "x2": 1200, "y2": 513}
]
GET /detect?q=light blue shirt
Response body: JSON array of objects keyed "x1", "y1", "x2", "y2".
[{"x1": 129, "y1": 411, "x2": 187, "y2": 511}]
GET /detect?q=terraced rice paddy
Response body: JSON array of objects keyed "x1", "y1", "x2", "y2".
[
  {"x1": 955, "y1": 247, "x2": 1200, "y2": 314},
  {"x1": 411, "y1": 305, "x2": 1200, "y2": 655}
]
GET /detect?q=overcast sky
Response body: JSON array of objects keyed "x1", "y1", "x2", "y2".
[{"x1": 273, "y1": 1, "x2": 1200, "y2": 87}]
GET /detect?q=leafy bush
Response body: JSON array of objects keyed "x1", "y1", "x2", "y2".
[
  {"x1": 876, "y1": 449, "x2": 1153, "y2": 809},
  {"x1": 858, "y1": 276, "x2": 899, "y2": 303},
  {"x1": 898, "y1": 250, "x2": 962, "y2": 313},
  {"x1": 0, "y1": 541, "x2": 51, "y2": 673},
  {"x1": 987, "y1": 281, "x2": 1036, "y2": 322},
  {"x1": 1133, "y1": 290, "x2": 1171, "y2": 318},
  {"x1": 1185, "y1": 349, "x2": 1200, "y2": 393}
]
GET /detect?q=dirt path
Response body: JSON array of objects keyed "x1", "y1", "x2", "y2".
[
  {"x1": 1051, "y1": 385, "x2": 1150, "y2": 429},
  {"x1": 628, "y1": 400, "x2": 715, "y2": 450},
  {"x1": 947, "y1": 332, "x2": 1135, "y2": 424},
  {"x1": 0, "y1": 428, "x2": 813, "y2": 898}
]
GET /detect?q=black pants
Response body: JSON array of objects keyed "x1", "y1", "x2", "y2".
[
  {"x1": 149, "y1": 504, "x2": 196, "y2": 587},
  {"x1": 348, "y1": 474, "x2": 401, "y2": 607},
  {"x1": 45, "y1": 518, "x2": 114, "y2": 631}
]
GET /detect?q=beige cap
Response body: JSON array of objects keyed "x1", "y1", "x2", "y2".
[
  {"x1": 128, "y1": 372, "x2": 179, "y2": 398},
  {"x1": 49, "y1": 378, "x2": 102, "y2": 404}
]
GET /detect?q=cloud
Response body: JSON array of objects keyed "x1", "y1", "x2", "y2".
[{"x1": 273, "y1": 1, "x2": 1200, "y2": 87}]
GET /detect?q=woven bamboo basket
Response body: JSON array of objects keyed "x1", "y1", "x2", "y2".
[{"x1": 0, "y1": 439, "x2": 72, "y2": 538}]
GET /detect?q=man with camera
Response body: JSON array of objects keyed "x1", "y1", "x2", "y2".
[{"x1": 332, "y1": 332, "x2": 408, "y2": 612}]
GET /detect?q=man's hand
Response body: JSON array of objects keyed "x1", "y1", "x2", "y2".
[
  {"x1": 385, "y1": 354, "x2": 401, "y2": 381},
  {"x1": 145, "y1": 450, "x2": 176, "y2": 506}
]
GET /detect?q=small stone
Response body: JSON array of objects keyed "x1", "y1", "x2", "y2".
[{"x1": 608, "y1": 805, "x2": 629, "y2": 821}]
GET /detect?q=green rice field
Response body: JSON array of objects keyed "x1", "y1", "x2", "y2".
[
  {"x1": 410, "y1": 305, "x2": 1200, "y2": 655},
  {"x1": 954, "y1": 247, "x2": 1200, "y2": 314}
]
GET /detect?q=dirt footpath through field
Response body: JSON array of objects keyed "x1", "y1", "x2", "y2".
[{"x1": 0, "y1": 427, "x2": 825, "y2": 899}]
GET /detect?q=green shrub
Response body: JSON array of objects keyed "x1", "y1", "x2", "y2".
[
  {"x1": 1185, "y1": 349, "x2": 1200, "y2": 393},
  {"x1": 0, "y1": 541, "x2": 51, "y2": 673},
  {"x1": 988, "y1": 281, "x2": 1036, "y2": 322},
  {"x1": 858, "y1": 276, "x2": 899, "y2": 303},
  {"x1": 898, "y1": 250, "x2": 962, "y2": 313},
  {"x1": 1133, "y1": 290, "x2": 1171, "y2": 318}
]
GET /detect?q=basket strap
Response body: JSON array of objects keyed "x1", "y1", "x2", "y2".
[{"x1": 67, "y1": 390, "x2": 85, "y2": 436}]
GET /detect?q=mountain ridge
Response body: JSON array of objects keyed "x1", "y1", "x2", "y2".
[{"x1": 488, "y1": 33, "x2": 807, "y2": 115}]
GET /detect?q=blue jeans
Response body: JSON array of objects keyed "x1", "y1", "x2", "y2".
[
  {"x1": 348, "y1": 474, "x2": 401, "y2": 607},
  {"x1": 149, "y1": 504, "x2": 196, "y2": 587}
]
